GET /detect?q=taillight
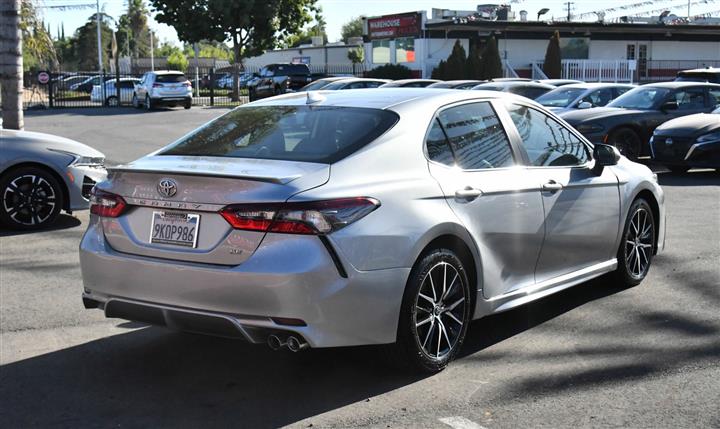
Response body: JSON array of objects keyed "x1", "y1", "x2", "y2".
[
  {"x1": 152, "y1": 83, "x2": 162, "y2": 88},
  {"x1": 90, "y1": 188, "x2": 127, "y2": 218},
  {"x1": 183, "y1": 81, "x2": 191, "y2": 87},
  {"x1": 219, "y1": 198, "x2": 380, "y2": 235}
]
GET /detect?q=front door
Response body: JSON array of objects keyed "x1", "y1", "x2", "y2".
[
  {"x1": 426, "y1": 100, "x2": 546, "y2": 299},
  {"x1": 503, "y1": 102, "x2": 621, "y2": 284}
]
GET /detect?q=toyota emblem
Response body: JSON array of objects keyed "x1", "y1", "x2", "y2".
[{"x1": 157, "y1": 178, "x2": 178, "y2": 198}]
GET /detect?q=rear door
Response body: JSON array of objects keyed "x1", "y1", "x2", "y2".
[
  {"x1": 426, "y1": 100, "x2": 546, "y2": 299},
  {"x1": 504, "y1": 102, "x2": 621, "y2": 284}
]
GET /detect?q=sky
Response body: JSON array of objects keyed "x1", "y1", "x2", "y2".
[{"x1": 41, "y1": 0, "x2": 720, "y2": 48}]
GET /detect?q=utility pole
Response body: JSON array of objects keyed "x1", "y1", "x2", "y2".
[
  {"x1": 0, "y1": 0, "x2": 23, "y2": 130},
  {"x1": 564, "y1": 1, "x2": 574, "y2": 22},
  {"x1": 688, "y1": 0, "x2": 691, "y2": 20},
  {"x1": 96, "y1": 0, "x2": 105, "y2": 102},
  {"x1": 150, "y1": 30, "x2": 155, "y2": 71}
]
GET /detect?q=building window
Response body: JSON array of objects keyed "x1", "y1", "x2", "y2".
[
  {"x1": 372, "y1": 39, "x2": 390, "y2": 64},
  {"x1": 395, "y1": 37, "x2": 415, "y2": 63}
]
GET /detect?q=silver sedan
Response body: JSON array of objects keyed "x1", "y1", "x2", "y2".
[
  {"x1": 1, "y1": 129, "x2": 106, "y2": 229},
  {"x1": 80, "y1": 89, "x2": 665, "y2": 372}
]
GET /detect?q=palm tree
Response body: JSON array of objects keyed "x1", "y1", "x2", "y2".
[{"x1": 0, "y1": 0, "x2": 24, "y2": 130}]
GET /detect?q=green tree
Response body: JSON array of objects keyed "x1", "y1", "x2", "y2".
[
  {"x1": 480, "y1": 36, "x2": 503, "y2": 80},
  {"x1": 543, "y1": 30, "x2": 562, "y2": 79},
  {"x1": 340, "y1": 16, "x2": 363, "y2": 43},
  {"x1": 366, "y1": 63, "x2": 412, "y2": 80},
  {"x1": 20, "y1": 0, "x2": 57, "y2": 71},
  {"x1": 116, "y1": 0, "x2": 155, "y2": 58},
  {"x1": 183, "y1": 40, "x2": 233, "y2": 61},
  {"x1": 466, "y1": 44, "x2": 483, "y2": 80},
  {"x1": 70, "y1": 13, "x2": 114, "y2": 71},
  {"x1": 431, "y1": 60, "x2": 447, "y2": 80},
  {"x1": 445, "y1": 40, "x2": 466, "y2": 80},
  {"x1": 167, "y1": 50, "x2": 188, "y2": 71},
  {"x1": 347, "y1": 46, "x2": 364, "y2": 75},
  {"x1": 150, "y1": 0, "x2": 317, "y2": 100}
]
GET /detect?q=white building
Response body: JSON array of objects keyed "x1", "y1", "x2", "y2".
[{"x1": 362, "y1": 8, "x2": 720, "y2": 82}]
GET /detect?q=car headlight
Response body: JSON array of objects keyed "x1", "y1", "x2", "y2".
[
  {"x1": 49, "y1": 149, "x2": 105, "y2": 167},
  {"x1": 574, "y1": 123, "x2": 605, "y2": 134},
  {"x1": 697, "y1": 131, "x2": 720, "y2": 143}
]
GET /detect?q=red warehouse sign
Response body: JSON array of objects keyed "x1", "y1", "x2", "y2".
[{"x1": 367, "y1": 13, "x2": 422, "y2": 40}]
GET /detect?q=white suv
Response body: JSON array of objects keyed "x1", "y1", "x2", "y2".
[{"x1": 133, "y1": 71, "x2": 192, "y2": 110}]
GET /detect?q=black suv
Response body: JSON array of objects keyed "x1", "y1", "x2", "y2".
[{"x1": 247, "y1": 63, "x2": 312, "y2": 101}]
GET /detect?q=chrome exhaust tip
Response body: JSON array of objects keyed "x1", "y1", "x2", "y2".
[
  {"x1": 267, "y1": 334, "x2": 285, "y2": 351},
  {"x1": 286, "y1": 335, "x2": 308, "y2": 352}
]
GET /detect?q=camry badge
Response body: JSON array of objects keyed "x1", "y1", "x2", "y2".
[
  {"x1": 157, "y1": 178, "x2": 178, "y2": 198},
  {"x1": 665, "y1": 138, "x2": 673, "y2": 146}
]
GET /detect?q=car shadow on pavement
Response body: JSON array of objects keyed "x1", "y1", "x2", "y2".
[
  {"x1": 0, "y1": 274, "x2": 642, "y2": 428},
  {"x1": 23, "y1": 106, "x2": 233, "y2": 118},
  {"x1": 0, "y1": 214, "x2": 81, "y2": 237},
  {"x1": 657, "y1": 170, "x2": 720, "y2": 187}
]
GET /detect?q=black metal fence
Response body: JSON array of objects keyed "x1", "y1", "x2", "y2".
[{"x1": 23, "y1": 63, "x2": 366, "y2": 110}]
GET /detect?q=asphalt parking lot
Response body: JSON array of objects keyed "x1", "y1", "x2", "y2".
[{"x1": 1, "y1": 107, "x2": 719, "y2": 428}]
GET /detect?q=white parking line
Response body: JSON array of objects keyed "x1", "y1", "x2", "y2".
[{"x1": 439, "y1": 416, "x2": 488, "y2": 429}]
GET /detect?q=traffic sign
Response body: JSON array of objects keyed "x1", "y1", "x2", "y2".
[{"x1": 37, "y1": 71, "x2": 50, "y2": 85}]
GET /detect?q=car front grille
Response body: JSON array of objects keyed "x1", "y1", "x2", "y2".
[{"x1": 653, "y1": 136, "x2": 693, "y2": 160}]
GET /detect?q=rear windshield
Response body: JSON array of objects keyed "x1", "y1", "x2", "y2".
[
  {"x1": 160, "y1": 106, "x2": 399, "y2": 163},
  {"x1": 156, "y1": 74, "x2": 187, "y2": 83},
  {"x1": 676, "y1": 73, "x2": 719, "y2": 83}
]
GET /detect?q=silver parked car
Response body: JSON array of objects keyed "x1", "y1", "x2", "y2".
[
  {"x1": 535, "y1": 83, "x2": 635, "y2": 114},
  {"x1": 132, "y1": 70, "x2": 192, "y2": 110},
  {"x1": 80, "y1": 89, "x2": 665, "y2": 372},
  {"x1": 0, "y1": 129, "x2": 106, "y2": 229}
]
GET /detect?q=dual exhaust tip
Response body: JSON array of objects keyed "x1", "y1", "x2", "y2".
[{"x1": 267, "y1": 334, "x2": 309, "y2": 352}]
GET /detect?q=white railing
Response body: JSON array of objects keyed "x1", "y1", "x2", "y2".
[
  {"x1": 533, "y1": 59, "x2": 633, "y2": 83},
  {"x1": 503, "y1": 60, "x2": 519, "y2": 78},
  {"x1": 531, "y1": 62, "x2": 548, "y2": 80}
]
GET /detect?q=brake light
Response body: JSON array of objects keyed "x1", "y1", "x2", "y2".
[
  {"x1": 153, "y1": 83, "x2": 162, "y2": 88},
  {"x1": 183, "y1": 81, "x2": 191, "y2": 87},
  {"x1": 90, "y1": 188, "x2": 127, "y2": 217},
  {"x1": 219, "y1": 198, "x2": 380, "y2": 235}
]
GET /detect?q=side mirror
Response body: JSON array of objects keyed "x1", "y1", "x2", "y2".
[
  {"x1": 592, "y1": 143, "x2": 621, "y2": 174},
  {"x1": 661, "y1": 101, "x2": 678, "y2": 112},
  {"x1": 578, "y1": 101, "x2": 593, "y2": 109}
]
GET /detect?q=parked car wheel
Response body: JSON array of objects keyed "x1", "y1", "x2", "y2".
[
  {"x1": 385, "y1": 248, "x2": 472, "y2": 373},
  {"x1": 615, "y1": 198, "x2": 655, "y2": 286},
  {"x1": 0, "y1": 166, "x2": 65, "y2": 230},
  {"x1": 106, "y1": 96, "x2": 118, "y2": 107},
  {"x1": 132, "y1": 94, "x2": 140, "y2": 109},
  {"x1": 144, "y1": 95, "x2": 153, "y2": 111},
  {"x1": 608, "y1": 127, "x2": 642, "y2": 161},
  {"x1": 184, "y1": 100, "x2": 192, "y2": 109}
]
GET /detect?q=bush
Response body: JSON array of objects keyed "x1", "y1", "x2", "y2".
[
  {"x1": 466, "y1": 45, "x2": 483, "y2": 80},
  {"x1": 480, "y1": 36, "x2": 503, "y2": 80},
  {"x1": 431, "y1": 60, "x2": 447, "y2": 80},
  {"x1": 445, "y1": 40, "x2": 467, "y2": 80},
  {"x1": 366, "y1": 63, "x2": 413, "y2": 80},
  {"x1": 167, "y1": 50, "x2": 188, "y2": 72}
]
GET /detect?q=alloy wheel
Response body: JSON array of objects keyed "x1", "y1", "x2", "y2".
[
  {"x1": 413, "y1": 261, "x2": 467, "y2": 359},
  {"x1": 624, "y1": 207, "x2": 654, "y2": 279},
  {"x1": 612, "y1": 129, "x2": 641, "y2": 160},
  {"x1": 2, "y1": 174, "x2": 57, "y2": 226}
]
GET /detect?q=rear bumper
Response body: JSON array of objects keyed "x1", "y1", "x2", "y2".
[
  {"x1": 80, "y1": 220, "x2": 409, "y2": 348},
  {"x1": 151, "y1": 96, "x2": 192, "y2": 105}
]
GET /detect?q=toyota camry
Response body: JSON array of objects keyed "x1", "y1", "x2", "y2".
[{"x1": 80, "y1": 89, "x2": 665, "y2": 372}]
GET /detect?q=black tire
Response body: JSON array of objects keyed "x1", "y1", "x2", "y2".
[
  {"x1": 0, "y1": 166, "x2": 65, "y2": 230},
  {"x1": 144, "y1": 95, "x2": 152, "y2": 111},
  {"x1": 614, "y1": 198, "x2": 655, "y2": 286},
  {"x1": 608, "y1": 127, "x2": 642, "y2": 161},
  {"x1": 248, "y1": 88, "x2": 255, "y2": 102},
  {"x1": 667, "y1": 165, "x2": 690, "y2": 174},
  {"x1": 106, "y1": 96, "x2": 118, "y2": 107},
  {"x1": 384, "y1": 248, "x2": 472, "y2": 373},
  {"x1": 184, "y1": 100, "x2": 192, "y2": 109}
]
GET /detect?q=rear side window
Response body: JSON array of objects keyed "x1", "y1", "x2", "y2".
[
  {"x1": 425, "y1": 118, "x2": 454, "y2": 165},
  {"x1": 275, "y1": 64, "x2": 310, "y2": 76},
  {"x1": 156, "y1": 74, "x2": 187, "y2": 83},
  {"x1": 160, "y1": 106, "x2": 398, "y2": 164},
  {"x1": 436, "y1": 102, "x2": 515, "y2": 170}
]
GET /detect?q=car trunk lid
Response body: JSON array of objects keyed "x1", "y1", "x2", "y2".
[{"x1": 99, "y1": 155, "x2": 329, "y2": 265}]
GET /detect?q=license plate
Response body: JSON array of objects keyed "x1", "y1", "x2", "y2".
[{"x1": 150, "y1": 211, "x2": 200, "y2": 248}]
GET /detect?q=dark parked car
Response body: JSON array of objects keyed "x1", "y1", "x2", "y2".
[
  {"x1": 675, "y1": 67, "x2": 720, "y2": 84},
  {"x1": 536, "y1": 83, "x2": 635, "y2": 114},
  {"x1": 426, "y1": 80, "x2": 484, "y2": 89},
  {"x1": 561, "y1": 82, "x2": 720, "y2": 160},
  {"x1": 650, "y1": 106, "x2": 720, "y2": 173},
  {"x1": 379, "y1": 79, "x2": 440, "y2": 88},
  {"x1": 471, "y1": 81, "x2": 556, "y2": 99},
  {"x1": 321, "y1": 78, "x2": 389, "y2": 90},
  {"x1": 247, "y1": 63, "x2": 312, "y2": 101}
]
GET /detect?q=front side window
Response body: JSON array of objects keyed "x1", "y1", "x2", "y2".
[
  {"x1": 506, "y1": 103, "x2": 589, "y2": 167},
  {"x1": 372, "y1": 40, "x2": 390, "y2": 64},
  {"x1": 396, "y1": 37, "x2": 415, "y2": 63},
  {"x1": 584, "y1": 88, "x2": 614, "y2": 107},
  {"x1": 674, "y1": 88, "x2": 706, "y2": 110},
  {"x1": 436, "y1": 102, "x2": 514, "y2": 170},
  {"x1": 608, "y1": 87, "x2": 671, "y2": 110},
  {"x1": 160, "y1": 106, "x2": 398, "y2": 164}
]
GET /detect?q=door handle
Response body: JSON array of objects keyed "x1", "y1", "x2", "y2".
[
  {"x1": 542, "y1": 180, "x2": 563, "y2": 193},
  {"x1": 455, "y1": 186, "x2": 483, "y2": 201}
]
